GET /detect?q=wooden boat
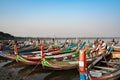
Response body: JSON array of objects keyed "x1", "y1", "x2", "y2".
[
  {"x1": 40, "y1": 52, "x2": 95, "y2": 70},
  {"x1": 14, "y1": 51, "x2": 80, "y2": 65},
  {"x1": 19, "y1": 46, "x2": 60, "y2": 55},
  {"x1": 0, "y1": 51, "x2": 16, "y2": 60},
  {"x1": 0, "y1": 44, "x2": 73, "y2": 60},
  {"x1": 12, "y1": 43, "x2": 81, "y2": 60},
  {"x1": 0, "y1": 51, "x2": 43, "y2": 60},
  {"x1": 0, "y1": 43, "x2": 82, "y2": 65},
  {"x1": 40, "y1": 42, "x2": 99, "y2": 70},
  {"x1": 4, "y1": 45, "x2": 45, "y2": 52},
  {"x1": 19, "y1": 44, "x2": 79, "y2": 61},
  {"x1": 13, "y1": 42, "x2": 86, "y2": 65},
  {"x1": 113, "y1": 45, "x2": 120, "y2": 52},
  {"x1": 78, "y1": 46, "x2": 120, "y2": 80},
  {"x1": 42, "y1": 45, "x2": 114, "y2": 70},
  {"x1": 89, "y1": 51, "x2": 120, "y2": 80},
  {"x1": 1, "y1": 43, "x2": 78, "y2": 57}
]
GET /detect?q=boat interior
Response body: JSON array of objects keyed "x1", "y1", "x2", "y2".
[{"x1": 90, "y1": 51, "x2": 120, "y2": 77}]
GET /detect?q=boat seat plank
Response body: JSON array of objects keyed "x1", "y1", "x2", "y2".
[{"x1": 94, "y1": 66, "x2": 116, "y2": 71}]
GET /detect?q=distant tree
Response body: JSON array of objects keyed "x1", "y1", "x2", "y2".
[{"x1": 0, "y1": 31, "x2": 14, "y2": 40}]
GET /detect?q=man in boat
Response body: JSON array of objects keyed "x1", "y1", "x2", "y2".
[
  {"x1": 89, "y1": 40, "x2": 107, "y2": 57},
  {"x1": 35, "y1": 39, "x2": 41, "y2": 46},
  {"x1": 88, "y1": 40, "x2": 93, "y2": 47},
  {"x1": 94, "y1": 38, "x2": 99, "y2": 44},
  {"x1": 111, "y1": 38, "x2": 118, "y2": 46},
  {"x1": 62, "y1": 39, "x2": 70, "y2": 48},
  {"x1": 96, "y1": 40, "x2": 107, "y2": 55},
  {"x1": 86, "y1": 42, "x2": 98, "y2": 58}
]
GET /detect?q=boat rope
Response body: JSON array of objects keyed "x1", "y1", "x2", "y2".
[
  {"x1": 13, "y1": 45, "x2": 41, "y2": 80},
  {"x1": 14, "y1": 61, "x2": 41, "y2": 80},
  {"x1": 19, "y1": 46, "x2": 44, "y2": 80},
  {"x1": 22, "y1": 61, "x2": 41, "y2": 80}
]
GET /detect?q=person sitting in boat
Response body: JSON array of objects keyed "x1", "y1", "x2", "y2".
[
  {"x1": 111, "y1": 38, "x2": 117, "y2": 46},
  {"x1": 89, "y1": 40, "x2": 107, "y2": 57},
  {"x1": 14, "y1": 40, "x2": 19, "y2": 46},
  {"x1": 18, "y1": 41, "x2": 24, "y2": 48},
  {"x1": 88, "y1": 40, "x2": 93, "y2": 47},
  {"x1": 87, "y1": 41, "x2": 98, "y2": 57},
  {"x1": 49, "y1": 39, "x2": 55, "y2": 48},
  {"x1": 8, "y1": 40, "x2": 14, "y2": 47},
  {"x1": 94, "y1": 38, "x2": 99, "y2": 44},
  {"x1": 77, "y1": 40, "x2": 82, "y2": 47},
  {"x1": 96, "y1": 40, "x2": 107, "y2": 55},
  {"x1": 41, "y1": 40, "x2": 48, "y2": 47},
  {"x1": 35, "y1": 39, "x2": 41, "y2": 46},
  {"x1": 28, "y1": 40, "x2": 36, "y2": 47},
  {"x1": 29, "y1": 40, "x2": 33, "y2": 45},
  {"x1": 63, "y1": 39, "x2": 70, "y2": 48}
]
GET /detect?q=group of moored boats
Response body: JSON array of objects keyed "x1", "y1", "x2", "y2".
[{"x1": 0, "y1": 39, "x2": 120, "y2": 80}]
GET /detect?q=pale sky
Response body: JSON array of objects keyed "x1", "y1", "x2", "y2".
[{"x1": 0, "y1": 0, "x2": 120, "y2": 37}]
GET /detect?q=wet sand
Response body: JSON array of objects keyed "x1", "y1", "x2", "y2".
[{"x1": 0, "y1": 59, "x2": 79, "y2": 80}]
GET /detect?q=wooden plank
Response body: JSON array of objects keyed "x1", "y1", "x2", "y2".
[
  {"x1": 111, "y1": 52, "x2": 120, "y2": 58},
  {"x1": 114, "y1": 47, "x2": 120, "y2": 51},
  {"x1": 94, "y1": 66, "x2": 116, "y2": 71},
  {"x1": 101, "y1": 61, "x2": 120, "y2": 64}
]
